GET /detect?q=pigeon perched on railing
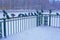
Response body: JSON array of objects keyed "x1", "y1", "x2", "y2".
[
  {"x1": 2, "y1": 10, "x2": 10, "y2": 19},
  {"x1": 24, "y1": 13, "x2": 28, "y2": 17},
  {"x1": 28, "y1": 13, "x2": 31, "y2": 16},
  {"x1": 31, "y1": 12, "x2": 34, "y2": 16},
  {"x1": 49, "y1": 10, "x2": 52, "y2": 13},
  {"x1": 18, "y1": 14, "x2": 25, "y2": 17},
  {"x1": 11, "y1": 14, "x2": 15, "y2": 18},
  {"x1": 38, "y1": 12, "x2": 42, "y2": 15},
  {"x1": 56, "y1": 13, "x2": 59, "y2": 15},
  {"x1": 34, "y1": 12, "x2": 38, "y2": 16},
  {"x1": 36, "y1": 9, "x2": 39, "y2": 13},
  {"x1": 41, "y1": 9, "x2": 43, "y2": 13}
]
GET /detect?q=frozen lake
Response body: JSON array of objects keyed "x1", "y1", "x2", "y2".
[{"x1": 1, "y1": 26, "x2": 60, "y2": 40}]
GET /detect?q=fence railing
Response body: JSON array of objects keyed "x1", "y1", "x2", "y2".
[
  {"x1": 37, "y1": 14, "x2": 60, "y2": 27},
  {"x1": 0, "y1": 16, "x2": 37, "y2": 38},
  {"x1": 0, "y1": 14, "x2": 60, "y2": 38}
]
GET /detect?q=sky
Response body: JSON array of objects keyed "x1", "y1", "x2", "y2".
[
  {"x1": 0, "y1": 0, "x2": 60, "y2": 10},
  {"x1": 49, "y1": 0, "x2": 60, "y2": 2},
  {"x1": 55, "y1": 0, "x2": 60, "y2": 1}
]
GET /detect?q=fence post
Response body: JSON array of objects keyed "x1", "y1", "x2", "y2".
[
  {"x1": 36, "y1": 12, "x2": 42, "y2": 26},
  {"x1": 3, "y1": 18, "x2": 6, "y2": 37},
  {"x1": 49, "y1": 10, "x2": 52, "y2": 26}
]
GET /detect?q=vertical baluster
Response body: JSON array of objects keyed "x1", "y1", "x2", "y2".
[
  {"x1": 16, "y1": 18, "x2": 18, "y2": 33},
  {"x1": 19, "y1": 18, "x2": 23, "y2": 32},
  {"x1": 59, "y1": 15, "x2": 60, "y2": 27},
  {"x1": 53, "y1": 15, "x2": 54, "y2": 27},
  {"x1": 12, "y1": 19, "x2": 13, "y2": 34},
  {"x1": 7, "y1": 17, "x2": 10, "y2": 36},
  {"x1": 9, "y1": 20, "x2": 11, "y2": 35},
  {"x1": 24, "y1": 18, "x2": 26, "y2": 30},
  {"x1": 10, "y1": 19, "x2": 12, "y2": 35},
  {"x1": 23, "y1": 18, "x2": 25, "y2": 31},
  {"x1": 54, "y1": 15, "x2": 56, "y2": 27},
  {"x1": 6, "y1": 20, "x2": 8, "y2": 36},
  {"x1": 22, "y1": 18, "x2": 23, "y2": 32},
  {"x1": 51, "y1": 15, "x2": 52, "y2": 26},
  {"x1": 15, "y1": 18, "x2": 17, "y2": 33},
  {"x1": 18, "y1": 18, "x2": 19, "y2": 32},
  {"x1": 12, "y1": 19, "x2": 14, "y2": 34},
  {"x1": 2, "y1": 21, "x2": 4, "y2": 37},
  {"x1": 8, "y1": 20, "x2": 10, "y2": 36},
  {"x1": 27, "y1": 17, "x2": 28, "y2": 30},
  {"x1": 19, "y1": 18, "x2": 21, "y2": 32}
]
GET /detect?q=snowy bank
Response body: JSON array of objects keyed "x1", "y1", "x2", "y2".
[{"x1": 1, "y1": 26, "x2": 60, "y2": 40}]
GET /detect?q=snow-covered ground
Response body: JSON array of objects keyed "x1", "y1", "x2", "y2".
[{"x1": 1, "y1": 26, "x2": 60, "y2": 40}]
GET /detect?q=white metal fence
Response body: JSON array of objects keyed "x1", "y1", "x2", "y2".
[
  {"x1": 0, "y1": 14, "x2": 60, "y2": 38},
  {"x1": 1, "y1": 16, "x2": 36, "y2": 38}
]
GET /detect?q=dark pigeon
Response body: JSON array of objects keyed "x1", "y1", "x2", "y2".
[
  {"x1": 18, "y1": 14, "x2": 24, "y2": 17},
  {"x1": 2, "y1": 10, "x2": 10, "y2": 19},
  {"x1": 56, "y1": 13, "x2": 59, "y2": 15}
]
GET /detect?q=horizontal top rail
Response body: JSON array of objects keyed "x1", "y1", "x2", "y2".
[
  {"x1": 0, "y1": 16, "x2": 36, "y2": 22},
  {"x1": 0, "y1": 14, "x2": 60, "y2": 20}
]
